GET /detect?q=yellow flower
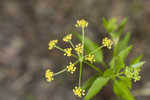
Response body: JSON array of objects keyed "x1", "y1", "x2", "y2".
[
  {"x1": 45, "y1": 69, "x2": 54, "y2": 82},
  {"x1": 75, "y1": 43, "x2": 83, "y2": 54},
  {"x1": 64, "y1": 48, "x2": 72, "y2": 56},
  {"x1": 48, "y1": 40, "x2": 58, "y2": 50},
  {"x1": 102, "y1": 37, "x2": 113, "y2": 49},
  {"x1": 73, "y1": 86, "x2": 85, "y2": 98},
  {"x1": 75, "y1": 19, "x2": 88, "y2": 28},
  {"x1": 63, "y1": 34, "x2": 72, "y2": 42},
  {"x1": 124, "y1": 67, "x2": 141, "y2": 82},
  {"x1": 85, "y1": 54, "x2": 96, "y2": 63},
  {"x1": 66, "y1": 62, "x2": 76, "y2": 74}
]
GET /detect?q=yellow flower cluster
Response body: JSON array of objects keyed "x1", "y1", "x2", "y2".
[
  {"x1": 45, "y1": 69, "x2": 54, "y2": 82},
  {"x1": 48, "y1": 40, "x2": 58, "y2": 50},
  {"x1": 66, "y1": 62, "x2": 76, "y2": 74},
  {"x1": 75, "y1": 19, "x2": 88, "y2": 28},
  {"x1": 73, "y1": 86, "x2": 85, "y2": 97},
  {"x1": 102, "y1": 37, "x2": 113, "y2": 49},
  {"x1": 75, "y1": 43, "x2": 83, "y2": 54},
  {"x1": 63, "y1": 34, "x2": 72, "y2": 42},
  {"x1": 124, "y1": 67, "x2": 141, "y2": 82},
  {"x1": 46, "y1": 19, "x2": 117, "y2": 99},
  {"x1": 64, "y1": 48, "x2": 72, "y2": 57},
  {"x1": 85, "y1": 54, "x2": 96, "y2": 63}
]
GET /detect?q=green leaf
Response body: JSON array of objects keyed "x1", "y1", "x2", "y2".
[
  {"x1": 109, "y1": 57, "x2": 115, "y2": 68},
  {"x1": 130, "y1": 55, "x2": 145, "y2": 68},
  {"x1": 103, "y1": 68, "x2": 114, "y2": 77},
  {"x1": 103, "y1": 17, "x2": 108, "y2": 30},
  {"x1": 130, "y1": 55, "x2": 143, "y2": 65},
  {"x1": 110, "y1": 45, "x2": 132, "y2": 68},
  {"x1": 117, "y1": 32, "x2": 131, "y2": 54},
  {"x1": 113, "y1": 80, "x2": 135, "y2": 100},
  {"x1": 113, "y1": 32, "x2": 131, "y2": 57},
  {"x1": 82, "y1": 74, "x2": 99, "y2": 90},
  {"x1": 131, "y1": 61, "x2": 145, "y2": 68},
  {"x1": 115, "y1": 56, "x2": 125, "y2": 73},
  {"x1": 118, "y1": 18, "x2": 128, "y2": 35},
  {"x1": 118, "y1": 45, "x2": 132, "y2": 61},
  {"x1": 109, "y1": 56, "x2": 125, "y2": 73},
  {"x1": 119, "y1": 76, "x2": 132, "y2": 89},
  {"x1": 110, "y1": 40, "x2": 132, "y2": 69},
  {"x1": 72, "y1": 32, "x2": 103, "y2": 63},
  {"x1": 103, "y1": 17, "x2": 118, "y2": 33},
  {"x1": 84, "y1": 77, "x2": 109, "y2": 100}
]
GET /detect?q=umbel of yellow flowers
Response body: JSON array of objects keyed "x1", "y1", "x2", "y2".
[
  {"x1": 48, "y1": 40, "x2": 58, "y2": 50},
  {"x1": 75, "y1": 43, "x2": 83, "y2": 54},
  {"x1": 63, "y1": 34, "x2": 72, "y2": 42},
  {"x1": 45, "y1": 69, "x2": 54, "y2": 82},
  {"x1": 85, "y1": 54, "x2": 96, "y2": 63},
  {"x1": 46, "y1": 19, "x2": 114, "y2": 98},
  {"x1": 73, "y1": 86, "x2": 85, "y2": 97},
  {"x1": 66, "y1": 62, "x2": 76, "y2": 74},
  {"x1": 64, "y1": 48, "x2": 72, "y2": 57},
  {"x1": 102, "y1": 37, "x2": 113, "y2": 49},
  {"x1": 124, "y1": 66, "x2": 141, "y2": 82},
  {"x1": 75, "y1": 19, "x2": 88, "y2": 28}
]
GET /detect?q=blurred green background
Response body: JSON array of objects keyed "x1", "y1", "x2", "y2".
[{"x1": 0, "y1": 0, "x2": 149, "y2": 100}]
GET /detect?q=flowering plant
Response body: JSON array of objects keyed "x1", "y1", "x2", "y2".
[{"x1": 45, "y1": 18, "x2": 145, "y2": 100}]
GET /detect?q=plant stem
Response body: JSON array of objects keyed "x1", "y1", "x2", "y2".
[
  {"x1": 82, "y1": 27, "x2": 85, "y2": 57},
  {"x1": 78, "y1": 27, "x2": 85, "y2": 87},
  {"x1": 74, "y1": 60, "x2": 80, "y2": 65},
  {"x1": 79, "y1": 61, "x2": 83, "y2": 86},
  {"x1": 53, "y1": 68, "x2": 66, "y2": 76},
  {"x1": 55, "y1": 46, "x2": 65, "y2": 52},
  {"x1": 84, "y1": 61, "x2": 103, "y2": 75},
  {"x1": 55, "y1": 45, "x2": 105, "y2": 72},
  {"x1": 69, "y1": 40, "x2": 75, "y2": 48}
]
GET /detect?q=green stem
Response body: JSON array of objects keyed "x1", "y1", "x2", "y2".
[
  {"x1": 79, "y1": 61, "x2": 83, "y2": 86},
  {"x1": 53, "y1": 68, "x2": 66, "y2": 76},
  {"x1": 72, "y1": 54, "x2": 78, "y2": 59},
  {"x1": 54, "y1": 60, "x2": 80, "y2": 77},
  {"x1": 78, "y1": 27, "x2": 85, "y2": 87},
  {"x1": 82, "y1": 27, "x2": 85, "y2": 57},
  {"x1": 74, "y1": 60, "x2": 80, "y2": 65},
  {"x1": 84, "y1": 61, "x2": 103, "y2": 75},
  {"x1": 55, "y1": 46, "x2": 65, "y2": 52},
  {"x1": 69, "y1": 41, "x2": 75, "y2": 48}
]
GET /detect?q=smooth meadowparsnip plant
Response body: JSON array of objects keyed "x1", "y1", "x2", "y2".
[{"x1": 45, "y1": 18, "x2": 145, "y2": 100}]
